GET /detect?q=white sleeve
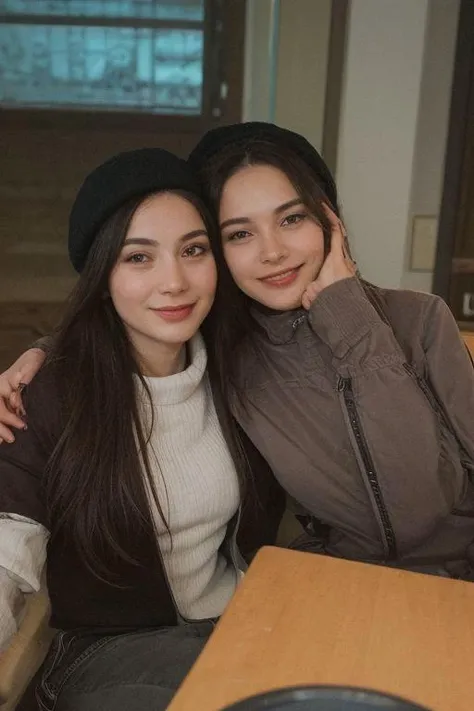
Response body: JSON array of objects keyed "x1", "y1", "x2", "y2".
[{"x1": 0, "y1": 514, "x2": 49, "y2": 653}]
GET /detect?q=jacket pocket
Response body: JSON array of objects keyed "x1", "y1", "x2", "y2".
[{"x1": 403, "y1": 363, "x2": 473, "y2": 471}]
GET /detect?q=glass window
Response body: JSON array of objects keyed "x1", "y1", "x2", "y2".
[{"x1": 0, "y1": 1, "x2": 205, "y2": 114}]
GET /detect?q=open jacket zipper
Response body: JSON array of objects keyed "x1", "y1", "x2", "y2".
[{"x1": 337, "y1": 376, "x2": 397, "y2": 560}]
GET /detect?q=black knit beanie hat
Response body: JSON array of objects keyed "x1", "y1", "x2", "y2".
[
  {"x1": 68, "y1": 147, "x2": 201, "y2": 273},
  {"x1": 188, "y1": 121, "x2": 338, "y2": 210}
]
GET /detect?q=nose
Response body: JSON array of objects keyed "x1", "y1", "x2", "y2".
[
  {"x1": 259, "y1": 230, "x2": 289, "y2": 264},
  {"x1": 157, "y1": 258, "x2": 188, "y2": 295}
]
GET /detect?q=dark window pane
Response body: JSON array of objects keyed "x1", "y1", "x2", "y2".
[{"x1": 0, "y1": 23, "x2": 203, "y2": 113}]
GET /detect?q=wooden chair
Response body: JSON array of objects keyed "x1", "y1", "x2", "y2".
[{"x1": 0, "y1": 586, "x2": 53, "y2": 710}]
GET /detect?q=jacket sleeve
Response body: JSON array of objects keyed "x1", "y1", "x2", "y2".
[
  {"x1": 0, "y1": 370, "x2": 56, "y2": 650},
  {"x1": 30, "y1": 335, "x2": 54, "y2": 352},
  {"x1": 0, "y1": 369, "x2": 58, "y2": 525},
  {"x1": 0, "y1": 516, "x2": 48, "y2": 652},
  {"x1": 421, "y1": 296, "x2": 474, "y2": 463}
]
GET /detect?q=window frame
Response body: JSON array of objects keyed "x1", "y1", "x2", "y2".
[{"x1": 0, "y1": 0, "x2": 245, "y2": 131}]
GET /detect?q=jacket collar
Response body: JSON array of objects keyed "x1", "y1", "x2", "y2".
[{"x1": 251, "y1": 301, "x2": 307, "y2": 345}]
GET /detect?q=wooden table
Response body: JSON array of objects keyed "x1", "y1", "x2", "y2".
[
  {"x1": 461, "y1": 331, "x2": 474, "y2": 357},
  {"x1": 169, "y1": 547, "x2": 474, "y2": 711}
]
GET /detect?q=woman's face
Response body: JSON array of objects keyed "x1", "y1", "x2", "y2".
[
  {"x1": 109, "y1": 192, "x2": 216, "y2": 368},
  {"x1": 219, "y1": 164, "x2": 325, "y2": 311}
]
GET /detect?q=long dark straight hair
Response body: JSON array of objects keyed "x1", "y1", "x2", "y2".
[
  {"x1": 198, "y1": 140, "x2": 390, "y2": 399},
  {"x1": 44, "y1": 188, "x2": 246, "y2": 583}
]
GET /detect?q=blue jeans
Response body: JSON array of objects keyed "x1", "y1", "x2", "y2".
[{"x1": 19, "y1": 622, "x2": 214, "y2": 711}]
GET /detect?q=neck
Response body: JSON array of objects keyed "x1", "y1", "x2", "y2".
[{"x1": 135, "y1": 340, "x2": 187, "y2": 378}]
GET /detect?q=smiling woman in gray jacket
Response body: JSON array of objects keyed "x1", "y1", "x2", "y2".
[{"x1": 188, "y1": 122, "x2": 474, "y2": 580}]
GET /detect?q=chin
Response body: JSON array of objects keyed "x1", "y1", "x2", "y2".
[
  {"x1": 251, "y1": 289, "x2": 304, "y2": 312},
  {"x1": 161, "y1": 321, "x2": 203, "y2": 344}
]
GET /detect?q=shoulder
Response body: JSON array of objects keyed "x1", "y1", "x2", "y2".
[
  {"x1": 374, "y1": 286, "x2": 448, "y2": 330},
  {"x1": 22, "y1": 360, "x2": 65, "y2": 440},
  {"x1": 373, "y1": 286, "x2": 459, "y2": 357}
]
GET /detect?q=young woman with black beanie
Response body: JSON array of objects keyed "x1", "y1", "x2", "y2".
[{"x1": 0, "y1": 147, "x2": 284, "y2": 711}]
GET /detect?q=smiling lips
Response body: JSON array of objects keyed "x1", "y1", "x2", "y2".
[
  {"x1": 152, "y1": 303, "x2": 196, "y2": 322},
  {"x1": 260, "y1": 266, "x2": 301, "y2": 287}
]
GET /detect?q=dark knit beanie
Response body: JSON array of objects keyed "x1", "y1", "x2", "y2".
[
  {"x1": 188, "y1": 121, "x2": 338, "y2": 210},
  {"x1": 69, "y1": 147, "x2": 201, "y2": 273}
]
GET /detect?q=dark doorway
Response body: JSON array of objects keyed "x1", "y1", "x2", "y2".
[{"x1": 433, "y1": 0, "x2": 474, "y2": 329}]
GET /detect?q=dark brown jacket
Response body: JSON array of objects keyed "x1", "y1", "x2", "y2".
[
  {"x1": 234, "y1": 278, "x2": 474, "y2": 578},
  {"x1": 0, "y1": 367, "x2": 285, "y2": 632}
]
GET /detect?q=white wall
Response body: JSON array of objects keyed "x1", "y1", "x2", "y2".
[
  {"x1": 402, "y1": 0, "x2": 460, "y2": 292},
  {"x1": 336, "y1": 0, "x2": 429, "y2": 289},
  {"x1": 243, "y1": 0, "x2": 331, "y2": 151}
]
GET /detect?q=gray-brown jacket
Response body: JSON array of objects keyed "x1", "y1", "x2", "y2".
[{"x1": 234, "y1": 277, "x2": 474, "y2": 578}]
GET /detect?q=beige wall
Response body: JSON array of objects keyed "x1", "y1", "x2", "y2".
[
  {"x1": 336, "y1": 0, "x2": 430, "y2": 289},
  {"x1": 243, "y1": 0, "x2": 332, "y2": 151},
  {"x1": 335, "y1": 0, "x2": 459, "y2": 291}
]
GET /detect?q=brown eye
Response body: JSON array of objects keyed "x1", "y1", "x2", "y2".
[
  {"x1": 182, "y1": 244, "x2": 208, "y2": 258},
  {"x1": 282, "y1": 213, "x2": 306, "y2": 227},
  {"x1": 226, "y1": 230, "x2": 250, "y2": 242},
  {"x1": 126, "y1": 253, "x2": 149, "y2": 264}
]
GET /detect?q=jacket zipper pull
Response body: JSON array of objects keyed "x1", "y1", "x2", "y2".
[
  {"x1": 292, "y1": 314, "x2": 306, "y2": 330},
  {"x1": 337, "y1": 376, "x2": 350, "y2": 392}
]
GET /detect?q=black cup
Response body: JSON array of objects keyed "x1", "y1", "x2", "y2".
[{"x1": 220, "y1": 686, "x2": 431, "y2": 710}]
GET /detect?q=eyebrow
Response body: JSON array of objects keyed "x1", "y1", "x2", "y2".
[
  {"x1": 220, "y1": 198, "x2": 304, "y2": 230},
  {"x1": 123, "y1": 229, "x2": 208, "y2": 247}
]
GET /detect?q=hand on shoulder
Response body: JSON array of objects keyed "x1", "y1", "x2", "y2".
[{"x1": 0, "y1": 348, "x2": 45, "y2": 443}]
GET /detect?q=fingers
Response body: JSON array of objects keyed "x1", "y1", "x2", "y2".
[
  {"x1": 322, "y1": 204, "x2": 346, "y2": 255},
  {"x1": 0, "y1": 423, "x2": 16, "y2": 444},
  {"x1": 0, "y1": 349, "x2": 46, "y2": 399},
  {"x1": 0, "y1": 402, "x2": 26, "y2": 443},
  {"x1": 302, "y1": 282, "x2": 320, "y2": 310},
  {"x1": 9, "y1": 389, "x2": 26, "y2": 418},
  {"x1": 10, "y1": 364, "x2": 36, "y2": 390},
  {"x1": 301, "y1": 291, "x2": 311, "y2": 311},
  {"x1": 321, "y1": 202, "x2": 340, "y2": 228}
]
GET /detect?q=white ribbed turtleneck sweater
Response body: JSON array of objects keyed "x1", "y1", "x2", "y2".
[{"x1": 139, "y1": 332, "x2": 241, "y2": 620}]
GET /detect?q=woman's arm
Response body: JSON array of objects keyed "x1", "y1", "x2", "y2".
[
  {"x1": 0, "y1": 370, "x2": 56, "y2": 649},
  {"x1": 422, "y1": 296, "x2": 474, "y2": 463},
  {"x1": 308, "y1": 278, "x2": 474, "y2": 543},
  {"x1": 0, "y1": 341, "x2": 49, "y2": 443}
]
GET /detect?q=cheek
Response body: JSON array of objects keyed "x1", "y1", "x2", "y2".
[
  {"x1": 186, "y1": 259, "x2": 218, "y2": 300},
  {"x1": 298, "y1": 226, "x2": 325, "y2": 261},
  {"x1": 109, "y1": 268, "x2": 150, "y2": 310},
  {"x1": 223, "y1": 245, "x2": 255, "y2": 283}
]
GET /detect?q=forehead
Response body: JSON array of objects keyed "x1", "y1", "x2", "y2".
[
  {"x1": 127, "y1": 192, "x2": 204, "y2": 236},
  {"x1": 220, "y1": 164, "x2": 298, "y2": 216}
]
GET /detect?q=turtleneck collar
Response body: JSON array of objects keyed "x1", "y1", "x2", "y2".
[
  {"x1": 139, "y1": 332, "x2": 207, "y2": 405},
  {"x1": 251, "y1": 300, "x2": 307, "y2": 345}
]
